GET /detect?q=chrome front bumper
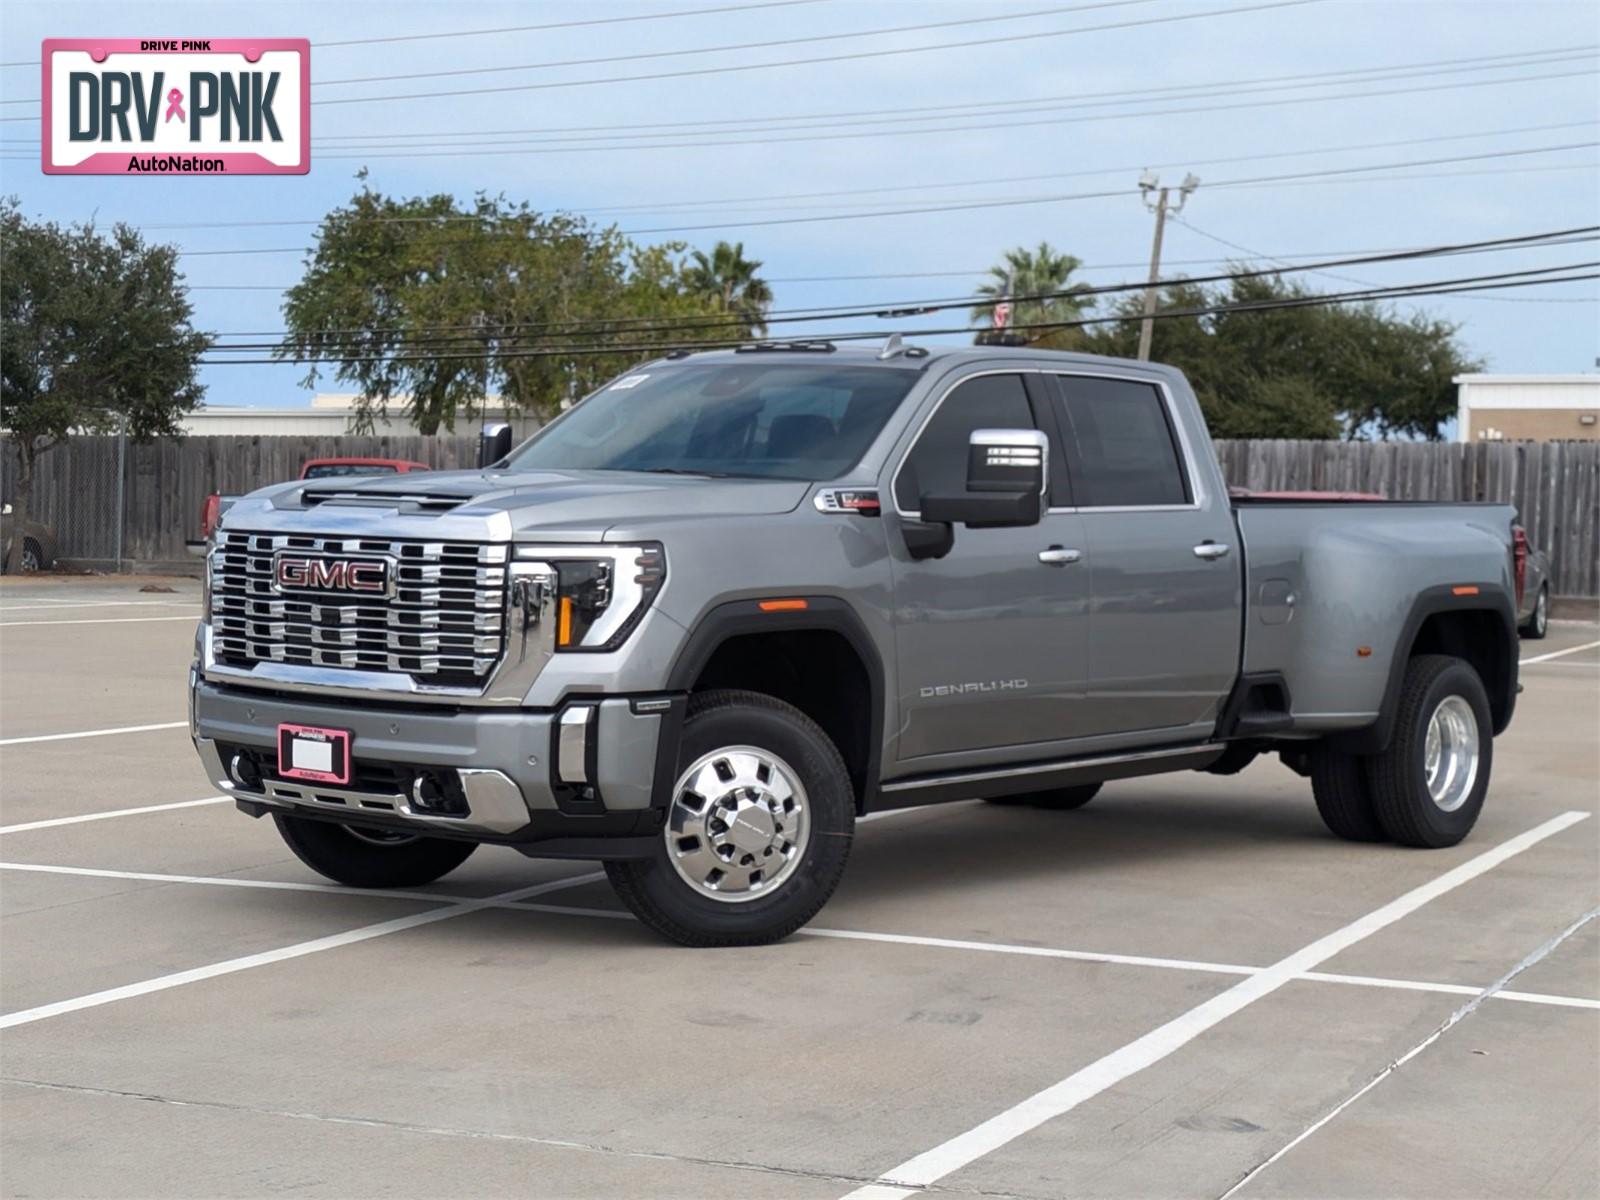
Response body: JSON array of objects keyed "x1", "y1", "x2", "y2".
[
  {"x1": 195, "y1": 737, "x2": 535, "y2": 835},
  {"x1": 192, "y1": 678, "x2": 670, "y2": 839}
]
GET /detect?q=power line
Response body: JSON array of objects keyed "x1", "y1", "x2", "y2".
[
  {"x1": 192, "y1": 267, "x2": 1600, "y2": 364},
  {"x1": 3, "y1": 53, "x2": 1589, "y2": 131},
  {"x1": 308, "y1": 50, "x2": 1600, "y2": 145},
  {"x1": 200, "y1": 229, "x2": 1598, "y2": 348},
  {"x1": 183, "y1": 236, "x2": 1600, "y2": 301},
  {"x1": 21, "y1": 120, "x2": 1584, "y2": 232},
  {"x1": 18, "y1": 43, "x2": 1579, "y2": 142},
  {"x1": 1167, "y1": 215, "x2": 1589, "y2": 305},
  {"x1": 278, "y1": 45, "x2": 1600, "y2": 141},
  {"x1": 315, "y1": 1, "x2": 1166, "y2": 87},
  {"x1": 80, "y1": 143, "x2": 1591, "y2": 260},
  {"x1": 0, "y1": 0, "x2": 1316, "y2": 111},
  {"x1": 0, "y1": 0, "x2": 835, "y2": 67},
  {"x1": 312, "y1": 0, "x2": 1326, "y2": 107},
  {"x1": 291, "y1": 67, "x2": 1600, "y2": 154}
]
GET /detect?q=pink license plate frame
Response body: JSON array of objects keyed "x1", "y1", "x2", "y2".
[{"x1": 276, "y1": 723, "x2": 351, "y2": 785}]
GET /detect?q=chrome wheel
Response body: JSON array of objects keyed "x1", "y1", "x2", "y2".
[
  {"x1": 1533, "y1": 588, "x2": 1548, "y2": 637},
  {"x1": 19, "y1": 544, "x2": 39, "y2": 573},
  {"x1": 1423, "y1": 695, "x2": 1479, "y2": 813},
  {"x1": 665, "y1": 745, "x2": 810, "y2": 903}
]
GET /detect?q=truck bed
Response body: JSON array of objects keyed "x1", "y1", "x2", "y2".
[{"x1": 1232, "y1": 499, "x2": 1518, "y2": 731}]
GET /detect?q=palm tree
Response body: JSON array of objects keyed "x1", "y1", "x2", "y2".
[
  {"x1": 685, "y1": 241, "x2": 773, "y2": 337},
  {"x1": 971, "y1": 242, "x2": 1092, "y2": 342}
]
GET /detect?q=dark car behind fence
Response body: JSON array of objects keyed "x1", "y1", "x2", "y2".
[{"x1": 3, "y1": 435, "x2": 1597, "y2": 597}]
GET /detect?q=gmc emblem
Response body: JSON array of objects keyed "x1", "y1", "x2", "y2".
[{"x1": 272, "y1": 553, "x2": 392, "y2": 596}]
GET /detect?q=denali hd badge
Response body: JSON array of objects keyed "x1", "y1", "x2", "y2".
[
  {"x1": 42, "y1": 38, "x2": 310, "y2": 175},
  {"x1": 273, "y1": 554, "x2": 392, "y2": 596}
]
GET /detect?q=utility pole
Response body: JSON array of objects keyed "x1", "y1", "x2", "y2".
[{"x1": 1136, "y1": 171, "x2": 1199, "y2": 361}]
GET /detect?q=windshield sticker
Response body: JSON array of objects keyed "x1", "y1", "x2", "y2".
[{"x1": 610, "y1": 375, "x2": 649, "y2": 390}]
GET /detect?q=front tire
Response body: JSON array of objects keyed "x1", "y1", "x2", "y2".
[
  {"x1": 606, "y1": 689, "x2": 854, "y2": 947},
  {"x1": 273, "y1": 814, "x2": 477, "y2": 887},
  {"x1": 1521, "y1": 585, "x2": 1549, "y2": 639},
  {"x1": 1365, "y1": 655, "x2": 1492, "y2": 848}
]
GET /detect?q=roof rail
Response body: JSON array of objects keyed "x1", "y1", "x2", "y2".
[{"x1": 734, "y1": 340, "x2": 837, "y2": 354}]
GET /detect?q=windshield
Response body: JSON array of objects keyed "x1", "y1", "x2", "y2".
[{"x1": 505, "y1": 361, "x2": 922, "y2": 481}]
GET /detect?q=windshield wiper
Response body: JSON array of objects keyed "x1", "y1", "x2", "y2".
[{"x1": 633, "y1": 467, "x2": 740, "y2": 479}]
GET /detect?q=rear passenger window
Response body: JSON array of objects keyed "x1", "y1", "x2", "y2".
[
  {"x1": 895, "y1": 374, "x2": 1034, "y2": 511},
  {"x1": 1057, "y1": 377, "x2": 1189, "y2": 507}
]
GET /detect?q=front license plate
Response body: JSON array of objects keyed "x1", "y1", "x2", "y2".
[{"x1": 277, "y1": 724, "x2": 352, "y2": 785}]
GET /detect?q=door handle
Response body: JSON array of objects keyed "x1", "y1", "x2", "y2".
[
  {"x1": 1038, "y1": 547, "x2": 1082, "y2": 566},
  {"x1": 1193, "y1": 542, "x2": 1231, "y2": 560}
]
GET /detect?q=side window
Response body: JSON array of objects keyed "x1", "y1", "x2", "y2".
[
  {"x1": 895, "y1": 374, "x2": 1034, "y2": 511},
  {"x1": 1057, "y1": 376, "x2": 1189, "y2": 507}
]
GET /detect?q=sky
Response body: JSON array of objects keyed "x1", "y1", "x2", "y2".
[{"x1": 2, "y1": 0, "x2": 1597, "y2": 412}]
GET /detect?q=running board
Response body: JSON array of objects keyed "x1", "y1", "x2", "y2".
[{"x1": 873, "y1": 743, "x2": 1225, "y2": 810}]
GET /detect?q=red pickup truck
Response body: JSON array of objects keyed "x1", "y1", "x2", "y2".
[{"x1": 199, "y1": 457, "x2": 430, "y2": 541}]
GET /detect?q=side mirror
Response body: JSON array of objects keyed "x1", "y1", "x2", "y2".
[
  {"x1": 479, "y1": 422, "x2": 513, "y2": 468},
  {"x1": 918, "y1": 428, "x2": 1046, "y2": 529}
]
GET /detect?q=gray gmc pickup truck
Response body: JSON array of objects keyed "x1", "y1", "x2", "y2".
[{"x1": 191, "y1": 343, "x2": 1521, "y2": 946}]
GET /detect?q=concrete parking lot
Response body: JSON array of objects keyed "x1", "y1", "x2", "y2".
[{"x1": 1, "y1": 575, "x2": 1596, "y2": 1199}]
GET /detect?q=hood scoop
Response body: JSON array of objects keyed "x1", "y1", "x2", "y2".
[{"x1": 299, "y1": 487, "x2": 470, "y2": 515}]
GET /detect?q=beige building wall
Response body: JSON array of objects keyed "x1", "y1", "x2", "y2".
[
  {"x1": 1455, "y1": 374, "x2": 1600, "y2": 443},
  {"x1": 1462, "y1": 407, "x2": 1600, "y2": 442}
]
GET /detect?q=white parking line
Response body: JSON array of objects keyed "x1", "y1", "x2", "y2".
[
  {"x1": 0, "y1": 615, "x2": 198, "y2": 626},
  {"x1": 1218, "y1": 905, "x2": 1600, "y2": 1199},
  {"x1": 1521, "y1": 639, "x2": 1600, "y2": 665},
  {"x1": 3, "y1": 860, "x2": 1595, "y2": 1013},
  {"x1": 0, "y1": 721, "x2": 190, "y2": 749},
  {"x1": 0, "y1": 796, "x2": 229, "y2": 835},
  {"x1": 839, "y1": 810, "x2": 1591, "y2": 1200},
  {"x1": 0, "y1": 600, "x2": 198, "y2": 612},
  {"x1": 0, "y1": 871, "x2": 607, "y2": 1030}
]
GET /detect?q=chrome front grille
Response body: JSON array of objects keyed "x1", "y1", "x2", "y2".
[{"x1": 211, "y1": 531, "x2": 508, "y2": 688}]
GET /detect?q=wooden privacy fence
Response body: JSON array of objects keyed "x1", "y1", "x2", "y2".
[
  {"x1": 4, "y1": 435, "x2": 1598, "y2": 594},
  {"x1": 3, "y1": 435, "x2": 480, "y2": 567},
  {"x1": 1212, "y1": 439, "x2": 1598, "y2": 597}
]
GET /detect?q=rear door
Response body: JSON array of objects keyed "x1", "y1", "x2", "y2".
[{"x1": 1049, "y1": 372, "x2": 1239, "y2": 740}]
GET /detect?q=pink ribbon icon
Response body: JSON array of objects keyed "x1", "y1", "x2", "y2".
[{"x1": 164, "y1": 88, "x2": 185, "y2": 123}]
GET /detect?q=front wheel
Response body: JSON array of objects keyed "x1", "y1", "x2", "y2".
[
  {"x1": 606, "y1": 689, "x2": 854, "y2": 947},
  {"x1": 273, "y1": 813, "x2": 477, "y2": 887},
  {"x1": 1365, "y1": 655, "x2": 1492, "y2": 848}
]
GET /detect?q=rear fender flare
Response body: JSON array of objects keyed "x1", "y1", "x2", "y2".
[{"x1": 1331, "y1": 582, "x2": 1517, "y2": 755}]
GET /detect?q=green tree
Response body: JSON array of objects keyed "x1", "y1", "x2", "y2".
[
  {"x1": 1078, "y1": 271, "x2": 1481, "y2": 440},
  {"x1": 971, "y1": 242, "x2": 1092, "y2": 342},
  {"x1": 683, "y1": 240, "x2": 773, "y2": 337},
  {"x1": 0, "y1": 200, "x2": 210, "y2": 570},
  {"x1": 279, "y1": 186, "x2": 742, "y2": 432}
]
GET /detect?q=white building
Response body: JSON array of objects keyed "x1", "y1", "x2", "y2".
[
  {"x1": 1453, "y1": 374, "x2": 1600, "y2": 443},
  {"x1": 180, "y1": 394, "x2": 540, "y2": 439}
]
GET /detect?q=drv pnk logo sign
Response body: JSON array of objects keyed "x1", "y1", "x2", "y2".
[{"x1": 42, "y1": 39, "x2": 309, "y2": 175}]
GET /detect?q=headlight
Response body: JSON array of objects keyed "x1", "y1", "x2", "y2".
[{"x1": 513, "y1": 543, "x2": 665, "y2": 652}]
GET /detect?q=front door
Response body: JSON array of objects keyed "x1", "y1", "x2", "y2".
[{"x1": 887, "y1": 372, "x2": 1091, "y2": 763}]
